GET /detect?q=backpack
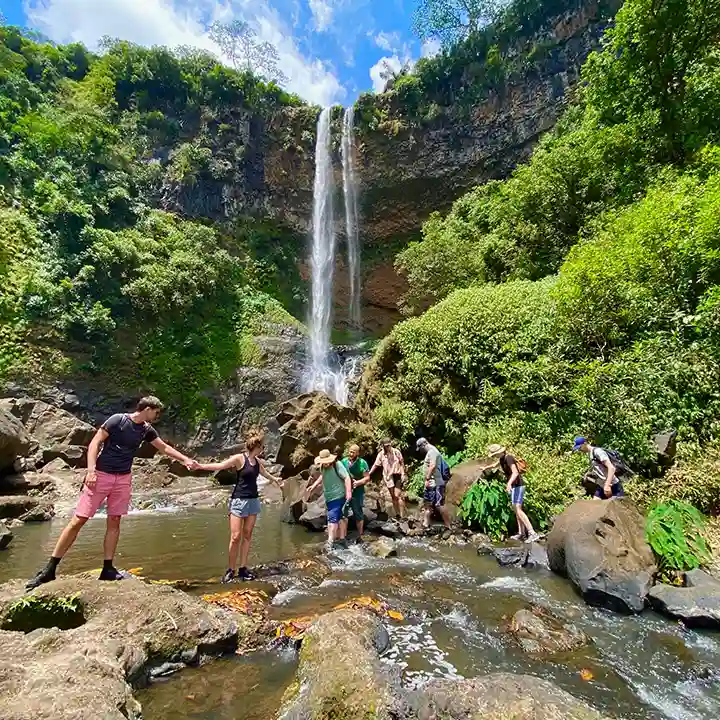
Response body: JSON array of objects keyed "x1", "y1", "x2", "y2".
[
  {"x1": 438, "y1": 455, "x2": 452, "y2": 486},
  {"x1": 593, "y1": 447, "x2": 634, "y2": 478},
  {"x1": 516, "y1": 457, "x2": 528, "y2": 474}
]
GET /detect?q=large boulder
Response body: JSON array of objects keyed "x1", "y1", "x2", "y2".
[
  {"x1": 412, "y1": 673, "x2": 610, "y2": 719},
  {"x1": 279, "y1": 609, "x2": 395, "y2": 720},
  {"x1": 0, "y1": 525, "x2": 12, "y2": 550},
  {"x1": 444, "y1": 458, "x2": 497, "y2": 508},
  {"x1": 508, "y1": 606, "x2": 591, "y2": 656},
  {"x1": 0, "y1": 407, "x2": 32, "y2": 473},
  {"x1": 275, "y1": 392, "x2": 357, "y2": 478},
  {"x1": 0, "y1": 574, "x2": 243, "y2": 720},
  {"x1": 0, "y1": 495, "x2": 47, "y2": 521},
  {"x1": 281, "y1": 473, "x2": 309, "y2": 523},
  {"x1": 299, "y1": 499, "x2": 327, "y2": 531},
  {"x1": 546, "y1": 499, "x2": 656, "y2": 614},
  {"x1": 648, "y1": 570, "x2": 720, "y2": 628},
  {"x1": 1, "y1": 398, "x2": 95, "y2": 468}
]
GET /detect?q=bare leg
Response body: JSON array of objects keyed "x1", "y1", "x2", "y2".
[
  {"x1": 51, "y1": 515, "x2": 89, "y2": 558},
  {"x1": 356, "y1": 517, "x2": 364, "y2": 536},
  {"x1": 239, "y1": 514, "x2": 257, "y2": 569},
  {"x1": 422, "y1": 505, "x2": 432, "y2": 528},
  {"x1": 228, "y1": 515, "x2": 244, "y2": 571},
  {"x1": 103, "y1": 516, "x2": 122, "y2": 561},
  {"x1": 438, "y1": 505, "x2": 452, "y2": 529},
  {"x1": 389, "y1": 489, "x2": 400, "y2": 518},
  {"x1": 393, "y1": 487, "x2": 406, "y2": 519},
  {"x1": 338, "y1": 517, "x2": 348, "y2": 540},
  {"x1": 515, "y1": 505, "x2": 535, "y2": 536},
  {"x1": 327, "y1": 522, "x2": 338, "y2": 543}
]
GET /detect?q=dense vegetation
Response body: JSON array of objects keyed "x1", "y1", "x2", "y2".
[
  {"x1": 361, "y1": 0, "x2": 720, "y2": 531},
  {"x1": 0, "y1": 26, "x2": 306, "y2": 420}
]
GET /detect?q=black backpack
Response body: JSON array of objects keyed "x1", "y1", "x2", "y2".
[{"x1": 595, "y1": 448, "x2": 634, "y2": 478}]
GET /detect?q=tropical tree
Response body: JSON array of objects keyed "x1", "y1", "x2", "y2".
[{"x1": 412, "y1": 0, "x2": 501, "y2": 47}]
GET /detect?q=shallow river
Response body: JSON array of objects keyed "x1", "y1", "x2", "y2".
[{"x1": 2, "y1": 505, "x2": 720, "y2": 720}]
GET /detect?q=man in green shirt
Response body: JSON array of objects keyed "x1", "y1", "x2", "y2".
[
  {"x1": 305, "y1": 449, "x2": 353, "y2": 548},
  {"x1": 342, "y1": 443, "x2": 370, "y2": 538}
]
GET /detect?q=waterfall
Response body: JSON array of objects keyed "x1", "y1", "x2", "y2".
[
  {"x1": 306, "y1": 107, "x2": 342, "y2": 400},
  {"x1": 341, "y1": 106, "x2": 361, "y2": 330}
]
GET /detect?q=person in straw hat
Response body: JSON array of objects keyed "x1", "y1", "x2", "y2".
[
  {"x1": 305, "y1": 449, "x2": 353, "y2": 548},
  {"x1": 488, "y1": 443, "x2": 540, "y2": 543}
]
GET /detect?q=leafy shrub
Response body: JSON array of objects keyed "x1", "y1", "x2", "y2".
[
  {"x1": 646, "y1": 500, "x2": 712, "y2": 578},
  {"x1": 2, "y1": 593, "x2": 84, "y2": 633},
  {"x1": 458, "y1": 480, "x2": 512, "y2": 539}
]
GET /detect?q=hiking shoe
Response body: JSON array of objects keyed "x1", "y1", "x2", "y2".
[
  {"x1": 237, "y1": 567, "x2": 256, "y2": 581},
  {"x1": 99, "y1": 566, "x2": 124, "y2": 581},
  {"x1": 221, "y1": 569, "x2": 235, "y2": 584},
  {"x1": 524, "y1": 532, "x2": 541, "y2": 544},
  {"x1": 26, "y1": 564, "x2": 56, "y2": 590},
  {"x1": 510, "y1": 533, "x2": 524, "y2": 541}
]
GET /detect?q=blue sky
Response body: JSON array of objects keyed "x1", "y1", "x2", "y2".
[{"x1": 2, "y1": 0, "x2": 441, "y2": 105}]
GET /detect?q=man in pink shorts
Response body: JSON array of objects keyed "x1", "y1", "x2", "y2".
[{"x1": 26, "y1": 396, "x2": 194, "y2": 589}]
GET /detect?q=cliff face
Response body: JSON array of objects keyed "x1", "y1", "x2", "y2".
[{"x1": 160, "y1": 1, "x2": 615, "y2": 333}]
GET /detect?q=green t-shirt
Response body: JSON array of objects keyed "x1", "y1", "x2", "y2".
[
  {"x1": 342, "y1": 456, "x2": 369, "y2": 480},
  {"x1": 321, "y1": 461, "x2": 349, "y2": 503}
]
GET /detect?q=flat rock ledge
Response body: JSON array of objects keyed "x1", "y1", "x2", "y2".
[
  {"x1": 278, "y1": 608, "x2": 611, "y2": 720},
  {"x1": 0, "y1": 575, "x2": 248, "y2": 719}
]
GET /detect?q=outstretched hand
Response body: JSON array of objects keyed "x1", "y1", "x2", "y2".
[{"x1": 185, "y1": 458, "x2": 200, "y2": 471}]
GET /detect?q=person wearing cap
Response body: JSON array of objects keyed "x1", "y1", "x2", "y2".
[
  {"x1": 370, "y1": 438, "x2": 407, "y2": 520},
  {"x1": 304, "y1": 449, "x2": 353, "y2": 547},
  {"x1": 416, "y1": 437, "x2": 452, "y2": 530},
  {"x1": 573, "y1": 437, "x2": 624, "y2": 499},
  {"x1": 342, "y1": 444, "x2": 370, "y2": 539},
  {"x1": 488, "y1": 444, "x2": 540, "y2": 543}
]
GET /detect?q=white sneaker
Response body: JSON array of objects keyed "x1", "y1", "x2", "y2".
[
  {"x1": 525, "y1": 532, "x2": 541, "y2": 544},
  {"x1": 510, "y1": 533, "x2": 523, "y2": 541}
]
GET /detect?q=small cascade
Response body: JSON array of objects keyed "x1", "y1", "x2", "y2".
[{"x1": 341, "y1": 106, "x2": 361, "y2": 330}]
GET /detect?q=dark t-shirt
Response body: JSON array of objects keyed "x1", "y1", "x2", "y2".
[
  {"x1": 499, "y1": 454, "x2": 524, "y2": 487},
  {"x1": 96, "y1": 413, "x2": 158, "y2": 474},
  {"x1": 231, "y1": 454, "x2": 261, "y2": 500}
]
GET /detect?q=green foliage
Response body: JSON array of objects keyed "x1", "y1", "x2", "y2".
[
  {"x1": 646, "y1": 500, "x2": 712, "y2": 576},
  {"x1": 412, "y1": 0, "x2": 502, "y2": 47},
  {"x1": 3, "y1": 593, "x2": 84, "y2": 633},
  {"x1": 459, "y1": 480, "x2": 512, "y2": 539}
]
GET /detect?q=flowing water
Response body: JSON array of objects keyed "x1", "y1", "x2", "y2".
[
  {"x1": 341, "y1": 106, "x2": 361, "y2": 331},
  {"x1": 3, "y1": 505, "x2": 720, "y2": 719}
]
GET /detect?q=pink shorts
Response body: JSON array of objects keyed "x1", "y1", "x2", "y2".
[{"x1": 75, "y1": 471, "x2": 132, "y2": 518}]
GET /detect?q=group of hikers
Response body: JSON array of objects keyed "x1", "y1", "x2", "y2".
[{"x1": 25, "y1": 396, "x2": 629, "y2": 589}]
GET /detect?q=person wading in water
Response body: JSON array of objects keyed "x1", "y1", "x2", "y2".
[
  {"x1": 26, "y1": 396, "x2": 194, "y2": 589},
  {"x1": 370, "y1": 438, "x2": 407, "y2": 520},
  {"x1": 192, "y1": 434, "x2": 282, "y2": 582},
  {"x1": 342, "y1": 444, "x2": 370, "y2": 540},
  {"x1": 305, "y1": 449, "x2": 353, "y2": 549}
]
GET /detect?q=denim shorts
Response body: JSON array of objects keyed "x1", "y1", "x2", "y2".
[
  {"x1": 229, "y1": 497, "x2": 261, "y2": 518},
  {"x1": 510, "y1": 485, "x2": 525, "y2": 505},
  {"x1": 326, "y1": 497, "x2": 347, "y2": 524},
  {"x1": 423, "y1": 485, "x2": 445, "y2": 507},
  {"x1": 594, "y1": 481, "x2": 625, "y2": 499}
]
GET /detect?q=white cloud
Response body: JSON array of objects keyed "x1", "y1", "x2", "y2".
[
  {"x1": 421, "y1": 37, "x2": 442, "y2": 58},
  {"x1": 369, "y1": 54, "x2": 406, "y2": 93},
  {"x1": 372, "y1": 30, "x2": 400, "y2": 52},
  {"x1": 308, "y1": 0, "x2": 333, "y2": 32},
  {"x1": 24, "y1": 0, "x2": 345, "y2": 106}
]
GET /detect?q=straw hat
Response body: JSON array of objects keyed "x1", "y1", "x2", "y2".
[
  {"x1": 314, "y1": 449, "x2": 337, "y2": 466},
  {"x1": 487, "y1": 444, "x2": 506, "y2": 457}
]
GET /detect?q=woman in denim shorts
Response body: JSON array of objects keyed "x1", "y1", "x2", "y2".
[{"x1": 193, "y1": 434, "x2": 282, "y2": 582}]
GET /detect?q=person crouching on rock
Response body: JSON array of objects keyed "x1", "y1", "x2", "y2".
[
  {"x1": 26, "y1": 396, "x2": 195, "y2": 589},
  {"x1": 488, "y1": 444, "x2": 540, "y2": 543},
  {"x1": 370, "y1": 438, "x2": 407, "y2": 520},
  {"x1": 305, "y1": 449, "x2": 353, "y2": 550},
  {"x1": 342, "y1": 444, "x2": 370, "y2": 541},
  {"x1": 190, "y1": 434, "x2": 282, "y2": 583},
  {"x1": 573, "y1": 436, "x2": 624, "y2": 500}
]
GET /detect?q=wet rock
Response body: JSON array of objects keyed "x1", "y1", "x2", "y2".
[
  {"x1": 649, "y1": 572, "x2": 720, "y2": 628},
  {"x1": 0, "y1": 574, "x2": 242, "y2": 719},
  {"x1": 0, "y1": 407, "x2": 32, "y2": 472},
  {"x1": 281, "y1": 474, "x2": 309, "y2": 523},
  {"x1": 275, "y1": 392, "x2": 356, "y2": 478},
  {"x1": 299, "y1": 499, "x2": 327, "y2": 531},
  {"x1": 494, "y1": 546, "x2": 529, "y2": 567},
  {"x1": 525, "y1": 542, "x2": 549, "y2": 569},
  {"x1": 18, "y1": 501, "x2": 54, "y2": 522},
  {"x1": 0, "y1": 471, "x2": 54, "y2": 495},
  {"x1": 508, "y1": 606, "x2": 591, "y2": 656},
  {"x1": 546, "y1": 499, "x2": 656, "y2": 614},
  {"x1": 411, "y1": 672, "x2": 610, "y2": 719},
  {"x1": 279, "y1": 609, "x2": 398, "y2": 720},
  {"x1": 42, "y1": 444, "x2": 87, "y2": 468},
  {"x1": 0, "y1": 495, "x2": 43, "y2": 520},
  {"x1": 369, "y1": 537, "x2": 398, "y2": 558},
  {"x1": 373, "y1": 519, "x2": 409, "y2": 539},
  {"x1": 0, "y1": 526, "x2": 12, "y2": 550}
]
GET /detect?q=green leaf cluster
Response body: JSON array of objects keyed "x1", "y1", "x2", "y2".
[
  {"x1": 646, "y1": 500, "x2": 712, "y2": 576},
  {"x1": 458, "y1": 480, "x2": 512, "y2": 539}
]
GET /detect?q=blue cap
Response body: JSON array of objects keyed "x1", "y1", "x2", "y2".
[{"x1": 573, "y1": 436, "x2": 587, "y2": 451}]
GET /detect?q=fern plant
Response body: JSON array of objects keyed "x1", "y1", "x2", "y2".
[
  {"x1": 646, "y1": 500, "x2": 712, "y2": 579},
  {"x1": 458, "y1": 480, "x2": 512, "y2": 540}
]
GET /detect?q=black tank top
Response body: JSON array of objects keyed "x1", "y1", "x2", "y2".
[{"x1": 231, "y1": 454, "x2": 261, "y2": 499}]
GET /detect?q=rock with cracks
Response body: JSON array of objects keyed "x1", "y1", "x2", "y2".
[
  {"x1": 0, "y1": 407, "x2": 32, "y2": 473},
  {"x1": 648, "y1": 570, "x2": 720, "y2": 629},
  {"x1": 546, "y1": 498, "x2": 656, "y2": 614},
  {"x1": 0, "y1": 574, "x2": 244, "y2": 720}
]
